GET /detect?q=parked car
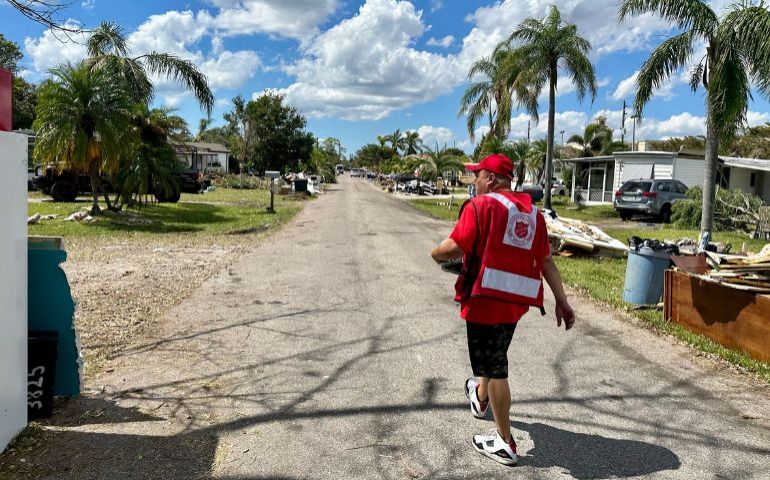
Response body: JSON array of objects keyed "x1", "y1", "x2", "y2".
[
  {"x1": 33, "y1": 164, "x2": 205, "y2": 203},
  {"x1": 551, "y1": 178, "x2": 567, "y2": 196},
  {"x1": 518, "y1": 184, "x2": 544, "y2": 202},
  {"x1": 335, "y1": 164, "x2": 344, "y2": 175},
  {"x1": 351, "y1": 168, "x2": 362, "y2": 177},
  {"x1": 613, "y1": 178, "x2": 688, "y2": 222}
]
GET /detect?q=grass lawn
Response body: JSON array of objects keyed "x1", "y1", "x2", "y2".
[
  {"x1": 408, "y1": 195, "x2": 770, "y2": 381},
  {"x1": 28, "y1": 188, "x2": 303, "y2": 239}
]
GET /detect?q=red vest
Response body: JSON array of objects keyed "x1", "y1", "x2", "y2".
[{"x1": 470, "y1": 191, "x2": 545, "y2": 308}]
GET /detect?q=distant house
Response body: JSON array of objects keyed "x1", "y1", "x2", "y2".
[
  {"x1": 174, "y1": 141, "x2": 230, "y2": 173},
  {"x1": 563, "y1": 149, "x2": 770, "y2": 205}
]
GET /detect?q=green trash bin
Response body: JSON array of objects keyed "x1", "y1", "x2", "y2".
[{"x1": 28, "y1": 236, "x2": 81, "y2": 397}]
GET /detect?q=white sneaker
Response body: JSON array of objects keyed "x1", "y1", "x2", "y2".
[
  {"x1": 472, "y1": 430, "x2": 518, "y2": 466},
  {"x1": 464, "y1": 378, "x2": 488, "y2": 419}
]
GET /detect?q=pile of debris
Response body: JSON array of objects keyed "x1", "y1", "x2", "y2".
[
  {"x1": 543, "y1": 210, "x2": 627, "y2": 255},
  {"x1": 704, "y1": 244, "x2": 770, "y2": 293}
]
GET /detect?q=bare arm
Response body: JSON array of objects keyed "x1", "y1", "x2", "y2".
[
  {"x1": 431, "y1": 238, "x2": 463, "y2": 263},
  {"x1": 542, "y1": 254, "x2": 575, "y2": 330}
]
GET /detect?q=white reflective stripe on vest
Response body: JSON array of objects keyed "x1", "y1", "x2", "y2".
[
  {"x1": 485, "y1": 192, "x2": 538, "y2": 251},
  {"x1": 481, "y1": 267, "x2": 542, "y2": 299}
]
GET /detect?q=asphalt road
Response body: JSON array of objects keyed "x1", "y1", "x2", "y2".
[{"x1": 30, "y1": 176, "x2": 770, "y2": 479}]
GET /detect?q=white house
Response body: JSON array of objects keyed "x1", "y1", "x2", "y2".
[
  {"x1": 564, "y1": 150, "x2": 770, "y2": 205},
  {"x1": 175, "y1": 142, "x2": 231, "y2": 173}
]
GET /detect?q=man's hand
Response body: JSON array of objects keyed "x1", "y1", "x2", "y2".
[
  {"x1": 431, "y1": 238, "x2": 463, "y2": 263},
  {"x1": 555, "y1": 299, "x2": 575, "y2": 331}
]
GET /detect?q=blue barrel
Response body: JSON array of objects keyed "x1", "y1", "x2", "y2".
[{"x1": 623, "y1": 245, "x2": 672, "y2": 305}]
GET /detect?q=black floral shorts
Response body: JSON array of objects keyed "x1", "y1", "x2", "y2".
[{"x1": 466, "y1": 321, "x2": 517, "y2": 379}]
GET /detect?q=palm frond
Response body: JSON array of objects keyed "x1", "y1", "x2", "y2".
[
  {"x1": 633, "y1": 30, "x2": 695, "y2": 117},
  {"x1": 708, "y1": 44, "x2": 751, "y2": 141},
  {"x1": 618, "y1": 0, "x2": 717, "y2": 35},
  {"x1": 719, "y1": 4, "x2": 770, "y2": 100},
  {"x1": 137, "y1": 52, "x2": 214, "y2": 114},
  {"x1": 87, "y1": 21, "x2": 129, "y2": 58}
]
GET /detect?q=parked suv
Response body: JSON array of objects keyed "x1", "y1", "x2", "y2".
[{"x1": 614, "y1": 179, "x2": 688, "y2": 222}]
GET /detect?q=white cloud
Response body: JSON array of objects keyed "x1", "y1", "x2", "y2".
[
  {"x1": 200, "y1": 50, "x2": 261, "y2": 89},
  {"x1": 23, "y1": 22, "x2": 87, "y2": 74},
  {"x1": 416, "y1": 126, "x2": 455, "y2": 147},
  {"x1": 204, "y1": 0, "x2": 339, "y2": 40},
  {"x1": 747, "y1": 111, "x2": 770, "y2": 126},
  {"x1": 81, "y1": 0, "x2": 95, "y2": 10},
  {"x1": 427, "y1": 35, "x2": 454, "y2": 48},
  {"x1": 430, "y1": 0, "x2": 444, "y2": 12},
  {"x1": 127, "y1": 10, "x2": 208, "y2": 59},
  {"x1": 279, "y1": 0, "x2": 462, "y2": 120},
  {"x1": 611, "y1": 69, "x2": 690, "y2": 102}
]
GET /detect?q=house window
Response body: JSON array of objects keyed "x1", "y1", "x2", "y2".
[{"x1": 750, "y1": 172, "x2": 756, "y2": 187}]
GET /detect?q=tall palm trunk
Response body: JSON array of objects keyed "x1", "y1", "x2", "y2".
[
  {"x1": 701, "y1": 102, "x2": 719, "y2": 237},
  {"x1": 88, "y1": 166, "x2": 101, "y2": 215},
  {"x1": 543, "y1": 62, "x2": 557, "y2": 210}
]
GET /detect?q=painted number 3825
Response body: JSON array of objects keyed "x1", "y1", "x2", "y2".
[{"x1": 28, "y1": 365, "x2": 46, "y2": 410}]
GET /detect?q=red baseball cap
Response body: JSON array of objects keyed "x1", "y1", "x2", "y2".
[{"x1": 466, "y1": 153, "x2": 513, "y2": 180}]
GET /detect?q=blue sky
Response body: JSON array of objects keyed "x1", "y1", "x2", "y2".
[{"x1": 4, "y1": 0, "x2": 770, "y2": 155}]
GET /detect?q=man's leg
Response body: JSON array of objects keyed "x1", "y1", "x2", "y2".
[
  {"x1": 487, "y1": 378, "x2": 512, "y2": 442},
  {"x1": 477, "y1": 377, "x2": 489, "y2": 401}
]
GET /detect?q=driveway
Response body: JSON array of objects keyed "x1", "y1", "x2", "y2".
[{"x1": 6, "y1": 175, "x2": 769, "y2": 479}]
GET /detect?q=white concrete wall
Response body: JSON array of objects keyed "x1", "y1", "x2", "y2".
[{"x1": 0, "y1": 131, "x2": 28, "y2": 450}]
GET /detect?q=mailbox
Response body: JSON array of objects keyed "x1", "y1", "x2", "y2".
[{"x1": 265, "y1": 170, "x2": 280, "y2": 179}]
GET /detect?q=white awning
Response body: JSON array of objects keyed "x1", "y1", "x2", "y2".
[{"x1": 721, "y1": 156, "x2": 770, "y2": 173}]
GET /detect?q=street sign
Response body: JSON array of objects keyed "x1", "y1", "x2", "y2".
[{"x1": 265, "y1": 170, "x2": 280, "y2": 179}]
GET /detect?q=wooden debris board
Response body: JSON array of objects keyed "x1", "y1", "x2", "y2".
[{"x1": 664, "y1": 269, "x2": 770, "y2": 363}]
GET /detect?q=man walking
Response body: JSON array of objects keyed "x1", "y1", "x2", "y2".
[{"x1": 430, "y1": 153, "x2": 575, "y2": 466}]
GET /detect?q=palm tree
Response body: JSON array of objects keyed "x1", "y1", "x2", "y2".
[
  {"x1": 376, "y1": 134, "x2": 388, "y2": 147},
  {"x1": 404, "y1": 130, "x2": 424, "y2": 155},
  {"x1": 33, "y1": 61, "x2": 135, "y2": 214},
  {"x1": 417, "y1": 144, "x2": 467, "y2": 182},
  {"x1": 86, "y1": 21, "x2": 213, "y2": 114},
  {"x1": 387, "y1": 129, "x2": 406, "y2": 155},
  {"x1": 568, "y1": 115, "x2": 618, "y2": 156},
  {"x1": 118, "y1": 106, "x2": 189, "y2": 206},
  {"x1": 525, "y1": 139, "x2": 548, "y2": 185},
  {"x1": 619, "y1": 0, "x2": 770, "y2": 236},
  {"x1": 502, "y1": 5, "x2": 597, "y2": 209},
  {"x1": 459, "y1": 46, "x2": 536, "y2": 143}
]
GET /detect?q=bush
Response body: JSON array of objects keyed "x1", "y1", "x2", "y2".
[
  {"x1": 672, "y1": 185, "x2": 763, "y2": 231},
  {"x1": 206, "y1": 172, "x2": 272, "y2": 190}
]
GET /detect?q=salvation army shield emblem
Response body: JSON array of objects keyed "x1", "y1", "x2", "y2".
[
  {"x1": 504, "y1": 212, "x2": 536, "y2": 248},
  {"x1": 514, "y1": 220, "x2": 529, "y2": 239}
]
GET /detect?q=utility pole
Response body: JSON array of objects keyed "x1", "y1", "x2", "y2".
[
  {"x1": 621, "y1": 100, "x2": 627, "y2": 144},
  {"x1": 631, "y1": 114, "x2": 638, "y2": 151},
  {"x1": 527, "y1": 120, "x2": 531, "y2": 144}
]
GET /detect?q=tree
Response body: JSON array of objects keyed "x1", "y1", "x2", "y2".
[
  {"x1": 0, "y1": 33, "x2": 38, "y2": 130},
  {"x1": 525, "y1": 139, "x2": 548, "y2": 185},
  {"x1": 33, "y1": 62, "x2": 135, "y2": 213},
  {"x1": 116, "y1": 106, "x2": 189, "y2": 206},
  {"x1": 567, "y1": 115, "x2": 622, "y2": 157},
  {"x1": 86, "y1": 21, "x2": 213, "y2": 114},
  {"x1": 5, "y1": 1, "x2": 82, "y2": 34},
  {"x1": 502, "y1": 5, "x2": 597, "y2": 209},
  {"x1": 0, "y1": 33, "x2": 23, "y2": 73},
  {"x1": 223, "y1": 95, "x2": 253, "y2": 173},
  {"x1": 620, "y1": 0, "x2": 770, "y2": 236},
  {"x1": 353, "y1": 143, "x2": 395, "y2": 171},
  {"x1": 404, "y1": 130, "x2": 424, "y2": 155},
  {"x1": 412, "y1": 144, "x2": 467, "y2": 182},
  {"x1": 12, "y1": 77, "x2": 38, "y2": 130},
  {"x1": 248, "y1": 92, "x2": 314, "y2": 173},
  {"x1": 386, "y1": 129, "x2": 406, "y2": 155}
]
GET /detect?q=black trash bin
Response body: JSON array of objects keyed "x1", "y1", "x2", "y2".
[
  {"x1": 28, "y1": 331, "x2": 59, "y2": 419},
  {"x1": 294, "y1": 179, "x2": 308, "y2": 193}
]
